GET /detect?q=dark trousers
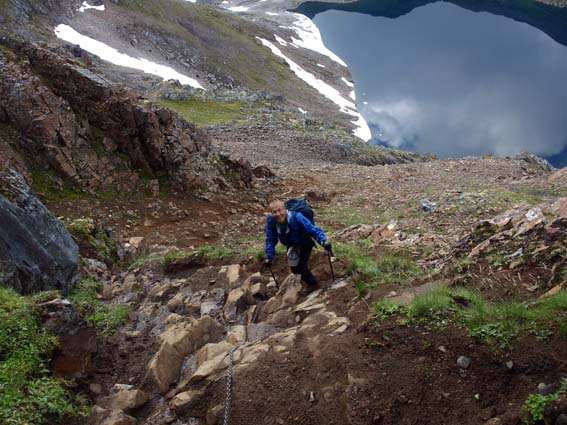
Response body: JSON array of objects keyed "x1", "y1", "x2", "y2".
[{"x1": 290, "y1": 241, "x2": 318, "y2": 286}]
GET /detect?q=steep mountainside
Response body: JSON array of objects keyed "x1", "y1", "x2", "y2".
[{"x1": 1, "y1": 1, "x2": 567, "y2": 425}]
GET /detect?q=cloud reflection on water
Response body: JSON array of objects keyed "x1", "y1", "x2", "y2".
[{"x1": 313, "y1": 2, "x2": 567, "y2": 166}]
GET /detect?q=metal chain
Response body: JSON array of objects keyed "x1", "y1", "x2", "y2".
[
  {"x1": 223, "y1": 346, "x2": 237, "y2": 425},
  {"x1": 223, "y1": 323, "x2": 248, "y2": 425}
]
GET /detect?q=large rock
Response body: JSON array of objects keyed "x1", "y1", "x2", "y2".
[
  {"x1": 0, "y1": 40, "x2": 255, "y2": 195},
  {"x1": 98, "y1": 385, "x2": 149, "y2": 411},
  {"x1": 259, "y1": 274, "x2": 302, "y2": 326},
  {"x1": 223, "y1": 286, "x2": 254, "y2": 323},
  {"x1": 0, "y1": 168, "x2": 78, "y2": 293},
  {"x1": 144, "y1": 316, "x2": 224, "y2": 394}
]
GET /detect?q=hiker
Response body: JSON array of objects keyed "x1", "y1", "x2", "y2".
[{"x1": 263, "y1": 199, "x2": 332, "y2": 290}]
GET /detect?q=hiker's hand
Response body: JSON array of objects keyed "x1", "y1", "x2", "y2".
[
  {"x1": 323, "y1": 241, "x2": 332, "y2": 252},
  {"x1": 262, "y1": 258, "x2": 273, "y2": 269}
]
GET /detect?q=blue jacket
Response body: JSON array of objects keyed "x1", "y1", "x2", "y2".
[{"x1": 265, "y1": 211, "x2": 327, "y2": 260}]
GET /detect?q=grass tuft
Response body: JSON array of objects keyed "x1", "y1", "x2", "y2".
[
  {"x1": 0, "y1": 287, "x2": 88, "y2": 424},
  {"x1": 159, "y1": 98, "x2": 247, "y2": 127},
  {"x1": 373, "y1": 286, "x2": 567, "y2": 349},
  {"x1": 68, "y1": 279, "x2": 130, "y2": 335},
  {"x1": 335, "y1": 242, "x2": 427, "y2": 291}
]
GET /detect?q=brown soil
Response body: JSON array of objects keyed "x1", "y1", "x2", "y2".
[
  {"x1": 196, "y1": 323, "x2": 567, "y2": 425},
  {"x1": 54, "y1": 156, "x2": 567, "y2": 425}
]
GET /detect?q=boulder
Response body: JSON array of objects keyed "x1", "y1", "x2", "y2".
[
  {"x1": 99, "y1": 385, "x2": 149, "y2": 411},
  {"x1": 128, "y1": 236, "x2": 147, "y2": 257},
  {"x1": 0, "y1": 168, "x2": 79, "y2": 293},
  {"x1": 260, "y1": 274, "x2": 302, "y2": 324},
  {"x1": 226, "y1": 325, "x2": 246, "y2": 345},
  {"x1": 167, "y1": 292, "x2": 188, "y2": 313},
  {"x1": 169, "y1": 389, "x2": 205, "y2": 414},
  {"x1": 200, "y1": 288, "x2": 225, "y2": 317},
  {"x1": 225, "y1": 264, "x2": 241, "y2": 288},
  {"x1": 196, "y1": 341, "x2": 234, "y2": 366},
  {"x1": 88, "y1": 406, "x2": 136, "y2": 425},
  {"x1": 223, "y1": 286, "x2": 254, "y2": 322},
  {"x1": 144, "y1": 317, "x2": 224, "y2": 393},
  {"x1": 250, "y1": 282, "x2": 267, "y2": 300}
]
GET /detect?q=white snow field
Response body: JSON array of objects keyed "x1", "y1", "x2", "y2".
[
  {"x1": 54, "y1": 24, "x2": 204, "y2": 89},
  {"x1": 257, "y1": 37, "x2": 371, "y2": 141}
]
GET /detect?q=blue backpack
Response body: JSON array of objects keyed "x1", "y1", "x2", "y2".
[{"x1": 284, "y1": 198, "x2": 315, "y2": 224}]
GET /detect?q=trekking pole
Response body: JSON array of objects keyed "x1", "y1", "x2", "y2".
[
  {"x1": 270, "y1": 268, "x2": 278, "y2": 287},
  {"x1": 328, "y1": 249, "x2": 335, "y2": 283}
]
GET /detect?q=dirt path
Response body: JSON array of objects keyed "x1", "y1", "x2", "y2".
[{"x1": 54, "y1": 155, "x2": 567, "y2": 425}]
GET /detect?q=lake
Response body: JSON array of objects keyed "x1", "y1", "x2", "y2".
[{"x1": 296, "y1": 1, "x2": 567, "y2": 167}]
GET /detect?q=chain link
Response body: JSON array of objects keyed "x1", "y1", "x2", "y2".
[
  {"x1": 223, "y1": 346, "x2": 237, "y2": 425},
  {"x1": 223, "y1": 319, "x2": 249, "y2": 425}
]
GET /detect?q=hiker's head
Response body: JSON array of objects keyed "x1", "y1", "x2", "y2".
[{"x1": 269, "y1": 200, "x2": 287, "y2": 224}]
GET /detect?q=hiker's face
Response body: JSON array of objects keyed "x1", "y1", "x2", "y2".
[{"x1": 270, "y1": 204, "x2": 287, "y2": 224}]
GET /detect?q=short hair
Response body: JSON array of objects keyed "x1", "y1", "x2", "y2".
[{"x1": 269, "y1": 200, "x2": 285, "y2": 210}]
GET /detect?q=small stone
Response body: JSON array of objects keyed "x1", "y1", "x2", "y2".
[
  {"x1": 309, "y1": 391, "x2": 316, "y2": 403},
  {"x1": 538, "y1": 382, "x2": 554, "y2": 395},
  {"x1": 438, "y1": 345, "x2": 447, "y2": 353},
  {"x1": 505, "y1": 361, "x2": 514, "y2": 369},
  {"x1": 89, "y1": 383, "x2": 103, "y2": 394},
  {"x1": 419, "y1": 199, "x2": 436, "y2": 212},
  {"x1": 457, "y1": 356, "x2": 471, "y2": 369}
]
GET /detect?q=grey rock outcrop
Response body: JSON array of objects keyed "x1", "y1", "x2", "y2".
[
  {"x1": 0, "y1": 168, "x2": 78, "y2": 293},
  {"x1": 0, "y1": 39, "x2": 255, "y2": 196}
]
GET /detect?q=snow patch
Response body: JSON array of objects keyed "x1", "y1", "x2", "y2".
[
  {"x1": 54, "y1": 24, "x2": 204, "y2": 89},
  {"x1": 317, "y1": 63, "x2": 326, "y2": 68},
  {"x1": 274, "y1": 35, "x2": 288, "y2": 46},
  {"x1": 185, "y1": 0, "x2": 197, "y2": 2},
  {"x1": 350, "y1": 90, "x2": 356, "y2": 100},
  {"x1": 288, "y1": 13, "x2": 347, "y2": 67},
  {"x1": 228, "y1": 6, "x2": 249, "y2": 12},
  {"x1": 341, "y1": 77, "x2": 354, "y2": 88},
  {"x1": 351, "y1": 112, "x2": 372, "y2": 141},
  {"x1": 298, "y1": 107, "x2": 307, "y2": 114},
  {"x1": 257, "y1": 37, "x2": 370, "y2": 141},
  {"x1": 77, "y1": 1, "x2": 105, "y2": 12},
  {"x1": 266, "y1": 12, "x2": 279, "y2": 16}
]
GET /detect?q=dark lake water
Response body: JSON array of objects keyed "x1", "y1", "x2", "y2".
[{"x1": 299, "y1": 1, "x2": 567, "y2": 167}]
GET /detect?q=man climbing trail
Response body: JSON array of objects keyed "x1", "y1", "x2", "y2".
[{"x1": 263, "y1": 199, "x2": 332, "y2": 291}]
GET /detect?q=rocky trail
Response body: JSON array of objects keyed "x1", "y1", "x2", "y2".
[
  {"x1": 33, "y1": 154, "x2": 567, "y2": 425},
  {"x1": 1, "y1": 1, "x2": 567, "y2": 424}
]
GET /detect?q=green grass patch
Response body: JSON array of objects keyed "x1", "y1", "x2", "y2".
[
  {"x1": 374, "y1": 287, "x2": 567, "y2": 349},
  {"x1": 29, "y1": 168, "x2": 84, "y2": 201},
  {"x1": 522, "y1": 377, "x2": 567, "y2": 425},
  {"x1": 0, "y1": 287, "x2": 88, "y2": 424},
  {"x1": 335, "y1": 242, "x2": 426, "y2": 293},
  {"x1": 68, "y1": 279, "x2": 130, "y2": 335},
  {"x1": 64, "y1": 217, "x2": 119, "y2": 261},
  {"x1": 194, "y1": 245, "x2": 238, "y2": 258},
  {"x1": 484, "y1": 187, "x2": 545, "y2": 207},
  {"x1": 319, "y1": 206, "x2": 384, "y2": 226},
  {"x1": 118, "y1": 2, "x2": 295, "y2": 89},
  {"x1": 159, "y1": 98, "x2": 248, "y2": 127}
]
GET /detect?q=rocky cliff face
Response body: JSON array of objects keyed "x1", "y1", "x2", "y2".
[
  {"x1": 0, "y1": 38, "x2": 254, "y2": 196},
  {"x1": 0, "y1": 168, "x2": 79, "y2": 294}
]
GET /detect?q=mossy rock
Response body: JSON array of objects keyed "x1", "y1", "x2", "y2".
[{"x1": 63, "y1": 217, "x2": 120, "y2": 263}]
